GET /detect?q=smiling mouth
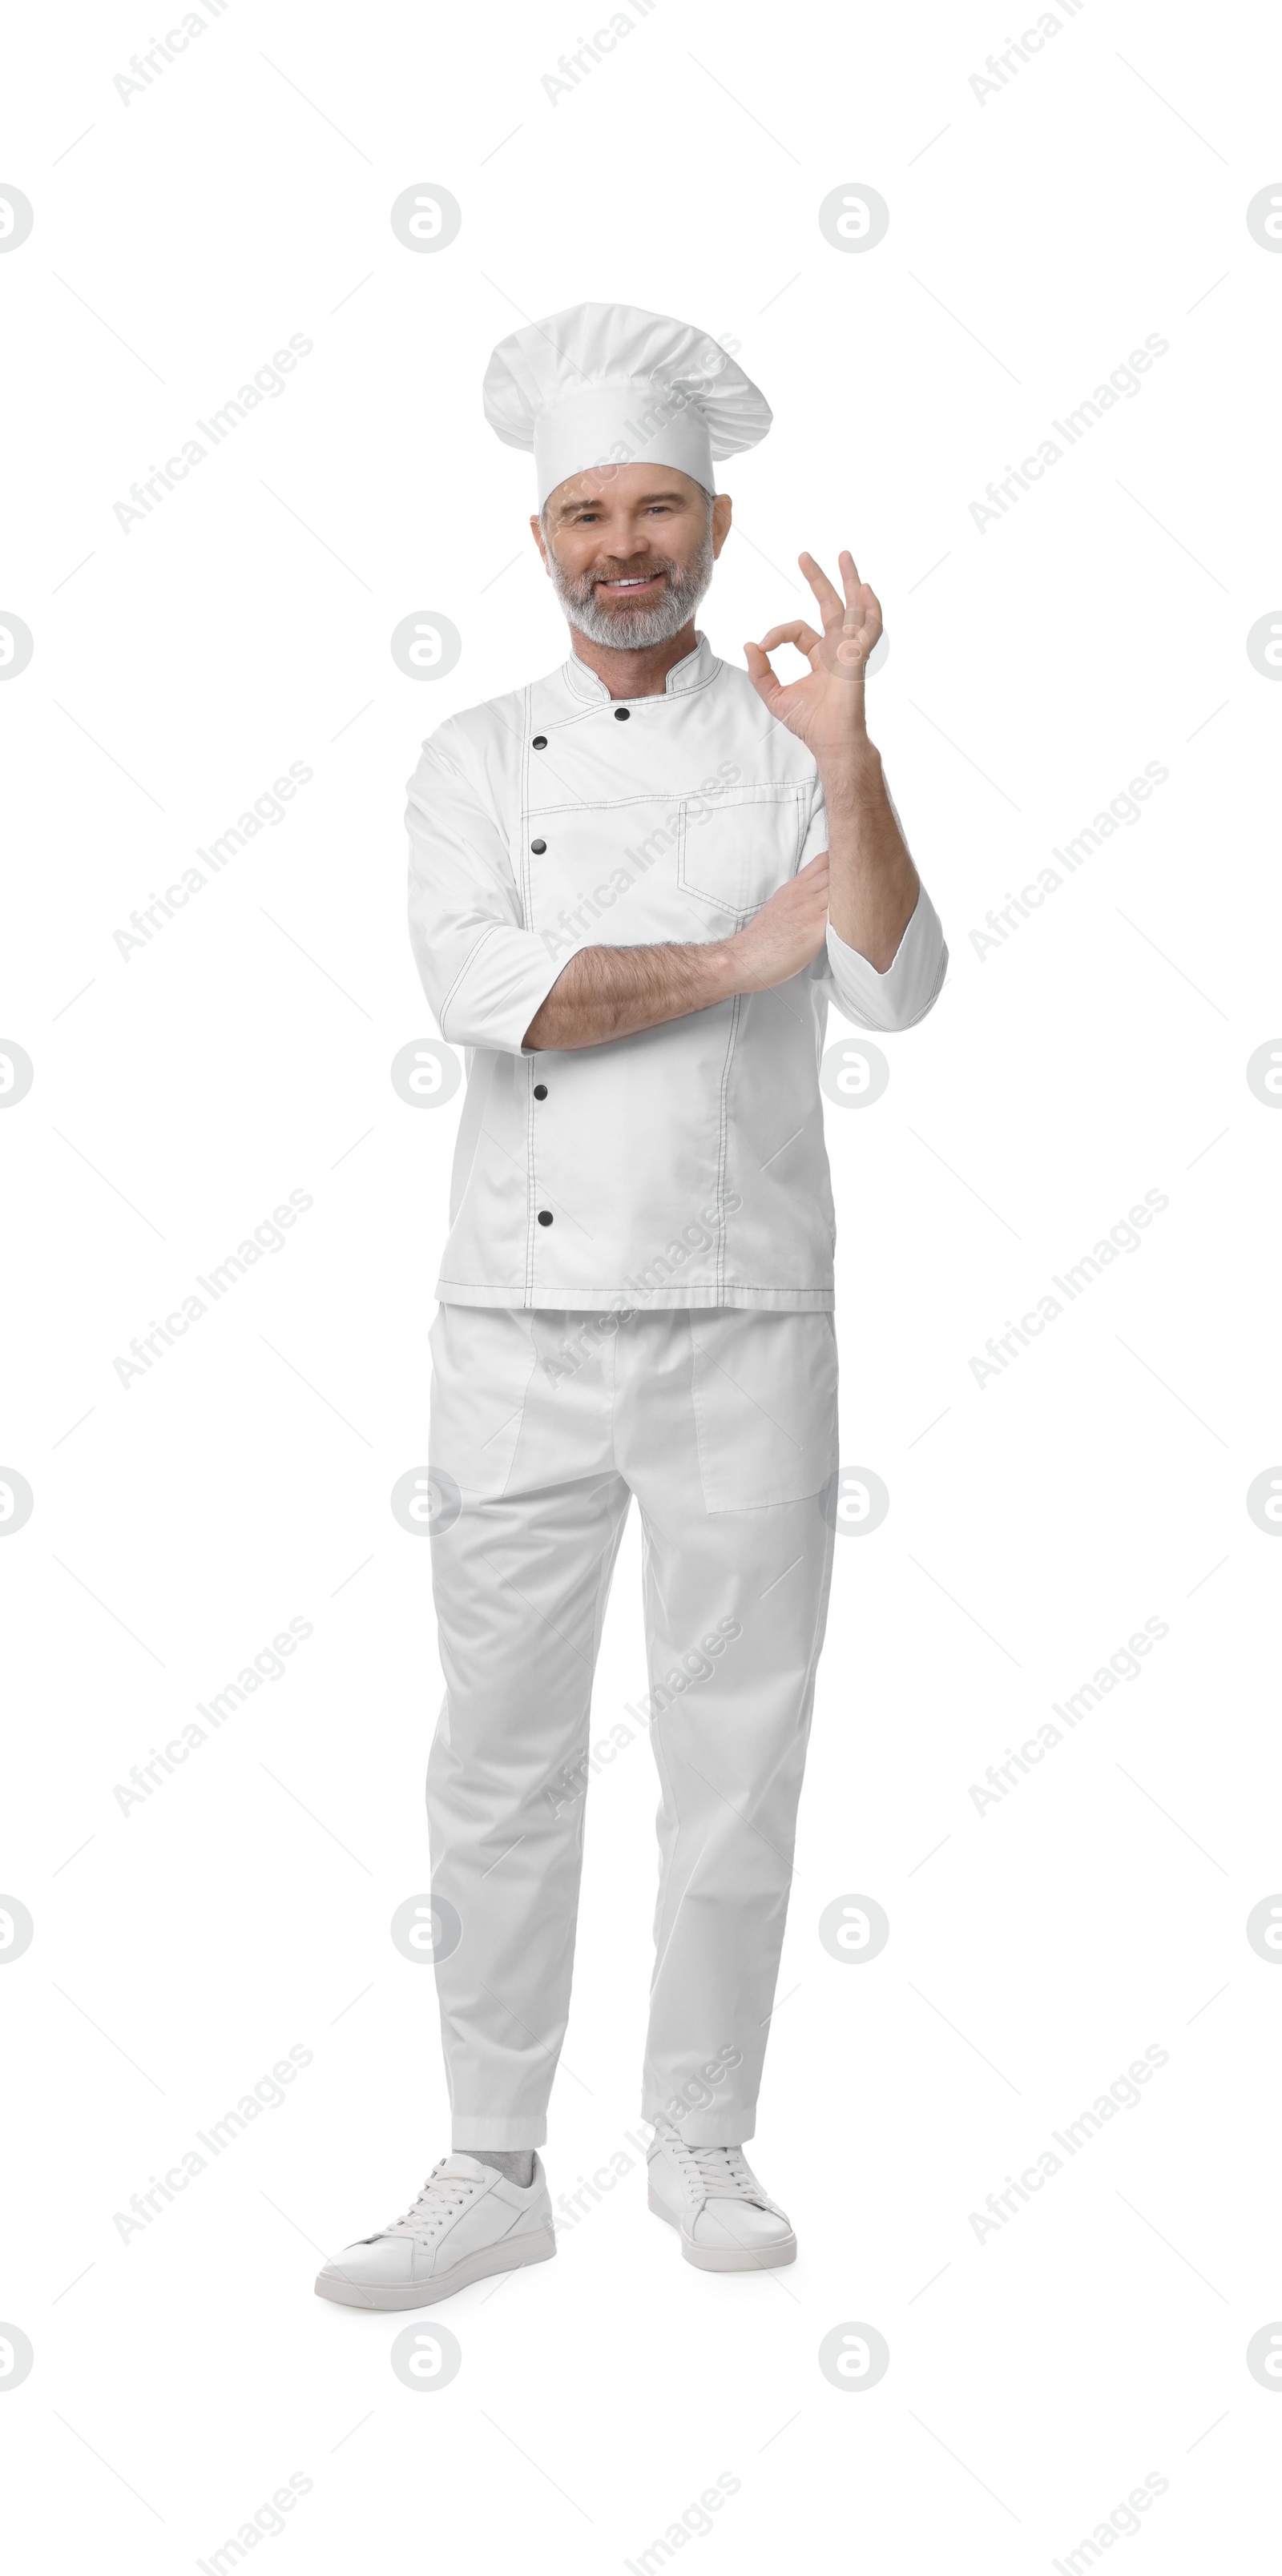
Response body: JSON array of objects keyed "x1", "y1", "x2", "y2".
[{"x1": 595, "y1": 570, "x2": 667, "y2": 594}]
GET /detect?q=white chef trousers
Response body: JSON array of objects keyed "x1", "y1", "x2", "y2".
[{"x1": 425, "y1": 1302, "x2": 838, "y2": 2148}]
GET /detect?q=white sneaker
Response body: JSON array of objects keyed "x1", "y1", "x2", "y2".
[
  {"x1": 315, "y1": 2154, "x2": 555, "y2": 2310},
  {"x1": 647, "y1": 2123, "x2": 797, "y2": 2271}
]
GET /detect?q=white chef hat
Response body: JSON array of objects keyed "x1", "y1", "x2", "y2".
[{"x1": 483, "y1": 300, "x2": 772, "y2": 507}]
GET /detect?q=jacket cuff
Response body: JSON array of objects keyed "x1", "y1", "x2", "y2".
[
  {"x1": 825, "y1": 887, "x2": 948, "y2": 1032},
  {"x1": 437, "y1": 924, "x2": 590, "y2": 1053}
]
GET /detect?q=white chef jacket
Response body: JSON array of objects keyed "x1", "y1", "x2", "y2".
[{"x1": 406, "y1": 631, "x2": 946, "y2": 1311}]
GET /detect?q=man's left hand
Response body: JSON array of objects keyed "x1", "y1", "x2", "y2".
[{"x1": 744, "y1": 549, "x2": 881, "y2": 778}]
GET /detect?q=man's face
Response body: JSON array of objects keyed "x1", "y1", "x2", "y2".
[{"x1": 532, "y1": 465, "x2": 732, "y2": 649}]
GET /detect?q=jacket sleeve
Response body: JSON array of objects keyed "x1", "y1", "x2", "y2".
[
  {"x1": 802, "y1": 778, "x2": 949, "y2": 1032},
  {"x1": 824, "y1": 891, "x2": 949, "y2": 1032},
  {"x1": 405, "y1": 734, "x2": 587, "y2": 1053}
]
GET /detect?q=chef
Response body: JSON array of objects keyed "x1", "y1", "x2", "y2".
[{"x1": 316, "y1": 302, "x2": 947, "y2": 2313}]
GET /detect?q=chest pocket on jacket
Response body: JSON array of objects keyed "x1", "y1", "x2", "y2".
[{"x1": 676, "y1": 782, "x2": 808, "y2": 925}]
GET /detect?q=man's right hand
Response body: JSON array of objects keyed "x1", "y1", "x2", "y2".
[{"x1": 729, "y1": 853, "x2": 831, "y2": 993}]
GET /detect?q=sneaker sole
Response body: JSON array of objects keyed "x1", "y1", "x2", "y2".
[
  {"x1": 314, "y1": 2222, "x2": 556, "y2": 2311},
  {"x1": 648, "y1": 2184, "x2": 797, "y2": 2272}
]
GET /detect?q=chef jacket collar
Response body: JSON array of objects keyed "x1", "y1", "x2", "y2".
[{"x1": 562, "y1": 629, "x2": 720, "y2": 705}]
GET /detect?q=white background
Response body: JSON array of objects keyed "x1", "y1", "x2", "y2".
[{"x1": 2, "y1": 0, "x2": 1281, "y2": 2566}]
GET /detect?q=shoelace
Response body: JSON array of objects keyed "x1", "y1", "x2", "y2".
[
  {"x1": 385, "y1": 2162, "x2": 482, "y2": 2240},
  {"x1": 665, "y1": 2136, "x2": 770, "y2": 2207}
]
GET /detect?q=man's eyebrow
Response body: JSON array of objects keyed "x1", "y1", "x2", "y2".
[{"x1": 553, "y1": 487, "x2": 690, "y2": 517}]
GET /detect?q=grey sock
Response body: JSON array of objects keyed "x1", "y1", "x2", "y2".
[{"x1": 473, "y1": 2148, "x2": 535, "y2": 2187}]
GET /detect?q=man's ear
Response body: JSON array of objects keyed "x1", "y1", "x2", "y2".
[
  {"x1": 530, "y1": 510, "x2": 550, "y2": 572},
  {"x1": 711, "y1": 492, "x2": 733, "y2": 559}
]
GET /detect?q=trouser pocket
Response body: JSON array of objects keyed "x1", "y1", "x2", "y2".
[{"x1": 690, "y1": 1309, "x2": 838, "y2": 1511}]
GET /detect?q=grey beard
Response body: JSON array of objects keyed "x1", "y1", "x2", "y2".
[{"x1": 548, "y1": 525, "x2": 715, "y2": 650}]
